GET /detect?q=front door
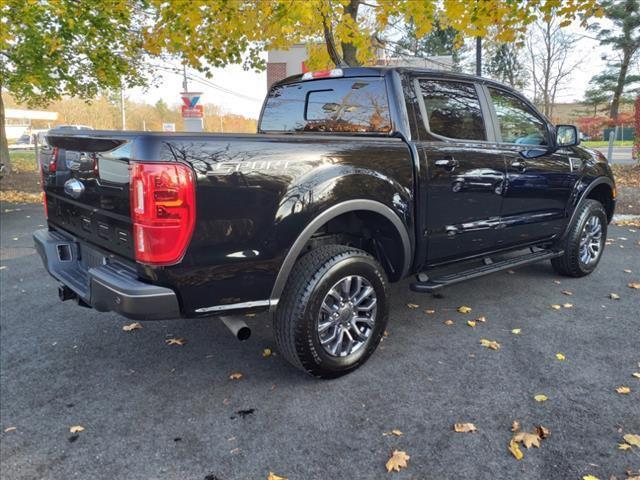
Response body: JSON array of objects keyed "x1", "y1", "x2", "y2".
[
  {"x1": 485, "y1": 86, "x2": 578, "y2": 248},
  {"x1": 414, "y1": 78, "x2": 506, "y2": 264}
]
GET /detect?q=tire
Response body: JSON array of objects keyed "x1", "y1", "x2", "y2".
[
  {"x1": 274, "y1": 245, "x2": 388, "y2": 379},
  {"x1": 551, "y1": 199, "x2": 607, "y2": 277}
]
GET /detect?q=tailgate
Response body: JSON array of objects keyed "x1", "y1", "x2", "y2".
[{"x1": 43, "y1": 134, "x2": 137, "y2": 260}]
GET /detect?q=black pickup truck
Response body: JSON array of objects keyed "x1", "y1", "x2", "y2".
[{"x1": 35, "y1": 67, "x2": 616, "y2": 378}]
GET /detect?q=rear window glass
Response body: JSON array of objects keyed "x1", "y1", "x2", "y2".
[
  {"x1": 259, "y1": 77, "x2": 391, "y2": 133},
  {"x1": 418, "y1": 79, "x2": 486, "y2": 141}
]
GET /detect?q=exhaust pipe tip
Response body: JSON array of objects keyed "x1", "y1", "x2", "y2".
[{"x1": 220, "y1": 316, "x2": 251, "y2": 341}]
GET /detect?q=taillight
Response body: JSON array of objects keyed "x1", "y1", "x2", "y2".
[
  {"x1": 301, "y1": 68, "x2": 343, "y2": 80},
  {"x1": 129, "y1": 162, "x2": 196, "y2": 265},
  {"x1": 39, "y1": 162, "x2": 48, "y2": 219},
  {"x1": 49, "y1": 147, "x2": 58, "y2": 173}
]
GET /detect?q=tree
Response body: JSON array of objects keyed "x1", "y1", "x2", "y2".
[
  {"x1": 584, "y1": 69, "x2": 639, "y2": 115},
  {"x1": 392, "y1": 17, "x2": 463, "y2": 69},
  {"x1": 527, "y1": 16, "x2": 580, "y2": 118},
  {"x1": 484, "y1": 41, "x2": 528, "y2": 89},
  {"x1": 0, "y1": 0, "x2": 147, "y2": 167},
  {"x1": 583, "y1": 84, "x2": 615, "y2": 115},
  {"x1": 589, "y1": 0, "x2": 640, "y2": 119}
]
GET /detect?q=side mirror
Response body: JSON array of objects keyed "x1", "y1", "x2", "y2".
[{"x1": 556, "y1": 125, "x2": 580, "y2": 148}]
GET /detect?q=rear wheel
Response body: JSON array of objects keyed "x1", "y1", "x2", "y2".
[
  {"x1": 274, "y1": 245, "x2": 388, "y2": 378},
  {"x1": 551, "y1": 199, "x2": 607, "y2": 277}
]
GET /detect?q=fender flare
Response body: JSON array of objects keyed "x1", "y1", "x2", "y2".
[
  {"x1": 561, "y1": 176, "x2": 615, "y2": 239},
  {"x1": 268, "y1": 199, "x2": 412, "y2": 311}
]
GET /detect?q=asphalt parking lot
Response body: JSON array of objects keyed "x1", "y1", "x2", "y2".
[{"x1": 1, "y1": 204, "x2": 639, "y2": 480}]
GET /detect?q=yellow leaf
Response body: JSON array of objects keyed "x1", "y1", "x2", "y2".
[
  {"x1": 406, "y1": 303, "x2": 419, "y2": 309},
  {"x1": 534, "y1": 394, "x2": 548, "y2": 402},
  {"x1": 511, "y1": 328, "x2": 521, "y2": 335},
  {"x1": 623, "y1": 433, "x2": 640, "y2": 447},
  {"x1": 165, "y1": 338, "x2": 186, "y2": 346},
  {"x1": 262, "y1": 348, "x2": 272, "y2": 358},
  {"x1": 4, "y1": 427, "x2": 16, "y2": 433},
  {"x1": 610, "y1": 293, "x2": 620, "y2": 300},
  {"x1": 457, "y1": 306, "x2": 472, "y2": 314},
  {"x1": 443, "y1": 319, "x2": 454, "y2": 326},
  {"x1": 562, "y1": 303, "x2": 573, "y2": 308},
  {"x1": 267, "y1": 473, "x2": 287, "y2": 480},
  {"x1": 618, "y1": 443, "x2": 632, "y2": 450},
  {"x1": 508, "y1": 439, "x2": 523, "y2": 460},
  {"x1": 535, "y1": 425, "x2": 550, "y2": 439},
  {"x1": 561, "y1": 290, "x2": 573, "y2": 296},
  {"x1": 386, "y1": 450, "x2": 410, "y2": 472},
  {"x1": 550, "y1": 304, "x2": 561, "y2": 310},
  {"x1": 480, "y1": 339, "x2": 500, "y2": 350},
  {"x1": 383, "y1": 429, "x2": 403, "y2": 437},
  {"x1": 475, "y1": 316, "x2": 486, "y2": 322},
  {"x1": 628, "y1": 282, "x2": 640, "y2": 289},
  {"x1": 122, "y1": 322, "x2": 142, "y2": 332},
  {"x1": 511, "y1": 420, "x2": 520, "y2": 432},
  {"x1": 69, "y1": 425, "x2": 84, "y2": 434},
  {"x1": 453, "y1": 423, "x2": 476, "y2": 433},
  {"x1": 424, "y1": 309, "x2": 435, "y2": 314},
  {"x1": 229, "y1": 372, "x2": 243, "y2": 380},
  {"x1": 632, "y1": 372, "x2": 640, "y2": 379},
  {"x1": 582, "y1": 476, "x2": 599, "y2": 480},
  {"x1": 556, "y1": 353, "x2": 566, "y2": 361},
  {"x1": 513, "y1": 431, "x2": 541, "y2": 449},
  {"x1": 616, "y1": 386, "x2": 631, "y2": 394},
  {"x1": 467, "y1": 320, "x2": 476, "y2": 328}
]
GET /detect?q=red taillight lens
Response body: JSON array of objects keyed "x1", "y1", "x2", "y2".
[
  {"x1": 129, "y1": 162, "x2": 196, "y2": 265},
  {"x1": 39, "y1": 163, "x2": 48, "y2": 219},
  {"x1": 49, "y1": 147, "x2": 58, "y2": 173}
]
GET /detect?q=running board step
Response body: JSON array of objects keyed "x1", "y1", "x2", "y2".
[{"x1": 410, "y1": 250, "x2": 564, "y2": 293}]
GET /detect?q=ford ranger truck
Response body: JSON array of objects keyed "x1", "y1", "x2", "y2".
[{"x1": 34, "y1": 67, "x2": 616, "y2": 378}]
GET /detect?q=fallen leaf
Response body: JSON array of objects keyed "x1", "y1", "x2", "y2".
[
  {"x1": 561, "y1": 290, "x2": 573, "y2": 296},
  {"x1": 122, "y1": 322, "x2": 142, "y2": 332},
  {"x1": 511, "y1": 420, "x2": 520, "y2": 432},
  {"x1": 610, "y1": 293, "x2": 620, "y2": 300},
  {"x1": 556, "y1": 353, "x2": 566, "y2": 361},
  {"x1": 623, "y1": 269, "x2": 632, "y2": 273},
  {"x1": 69, "y1": 425, "x2": 84, "y2": 434},
  {"x1": 628, "y1": 282, "x2": 640, "y2": 289},
  {"x1": 535, "y1": 425, "x2": 550, "y2": 439},
  {"x1": 550, "y1": 304, "x2": 562, "y2": 310},
  {"x1": 623, "y1": 434, "x2": 640, "y2": 448},
  {"x1": 514, "y1": 431, "x2": 541, "y2": 449},
  {"x1": 534, "y1": 394, "x2": 548, "y2": 402},
  {"x1": 262, "y1": 348, "x2": 272, "y2": 358},
  {"x1": 0, "y1": 266, "x2": 7, "y2": 271},
  {"x1": 386, "y1": 450, "x2": 410, "y2": 473},
  {"x1": 407, "y1": 303, "x2": 419, "y2": 309},
  {"x1": 553, "y1": 280, "x2": 561, "y2": 285},
  {"x1": 616, "y1": 386, "x2": 631, "y2": 394},
  {"x1": 508, "y1": 438, "x2": 524, "y2": 460},
  {"x1": 453, "y1": 423, "x2": 477, "y2": 433},
  {"x1": 467, "y1": 320, "x2": 476, "y2": 327},
  {"x1": 562, "y1": 303, "x2": 573, "y2": 308},
  {"x1": 443, "y1": 319, "x2": 454, "y2": 326},
  {"x1": 229, "y1": 372, "x2": 243, "y2": 380},
  {"x1": 511, "y1": 328, "x2": 521, "y2": 335},
  {"x1": 632, "y1": 372, "x2": 640, "y2": 379},
  {"x1": 424, "y1": 309, "x2": 435, "y2": 314},
  {"x1": 267, "y1": 473, "x2": 287, "y2": 480},
  {"x1": 475, "y1": 316, "x2": 486, "y2": 323},
  {"x1": 4, "y1": 427, "x2": 16, "y2": 433},
  {"x1": 165, "y1": 338, "x2": 186, "y2": 346},
  {"x1": 582, "y1": 476, "x2": 599, "y2": 480},
  {"x1": 458, "y1": 306, "x2": 472, "y2": 314},
  {"x1": 480, "y1": 339, "x2": 500, "y2": 350},
  {"x1": 383, "y1": 330, "x2": 389, "y2": 337},
  {"x1": 383, "y1": 429, "x2": 404, "y2": 437},
  {"x1": 245, "y1": 313, "x2": 256, "y2": 317},
  {"x1": 507, "y1": 269, "x2": 516, "y2": 274},
  {"x1": 618, "y1": 443, "x2": 632, "y2": 450}
]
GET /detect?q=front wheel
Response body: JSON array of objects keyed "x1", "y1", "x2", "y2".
[
  {"x1": 551, "y1": 199, "x2": 608, "y2": 277},
  {"x1": 274, "y1": 245, "x2": 388, "y2": 378}
]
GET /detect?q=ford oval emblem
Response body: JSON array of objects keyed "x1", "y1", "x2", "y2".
[{"x1": 64, "y1": 178, "x2": 85, "y2": 199}]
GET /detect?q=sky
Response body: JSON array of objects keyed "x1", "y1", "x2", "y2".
[{"x1": 127, "y1": 20, "x2": 634, "y2": 120}]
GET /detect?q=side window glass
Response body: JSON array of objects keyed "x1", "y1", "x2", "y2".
[
  {"x1": 418, "y1": 79, "x2": 486, "y2": 141},
  {"x1": 489, "y1": 88, "x2": 548, "y2": 146}
]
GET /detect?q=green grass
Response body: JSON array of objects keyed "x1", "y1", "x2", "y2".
[
  {"x1": 8, "y1": 151, "x2": 38, "y2": 172},
  {"x1": 582, "y1": 140, "x2": 634, "y2": 147}
]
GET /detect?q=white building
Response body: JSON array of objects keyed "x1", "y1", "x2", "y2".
[{"x1": 4, "y1": 108, "x2": 58, "y2": 140}]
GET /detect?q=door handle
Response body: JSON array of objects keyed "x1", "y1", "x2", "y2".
[
  {"x1": 435, "y1": 156, "x2": 459, "y2": 171},
  {"x1": 510, "y1": 160, "x2": 527, "y2": 172}
]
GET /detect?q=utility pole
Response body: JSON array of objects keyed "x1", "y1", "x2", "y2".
[
  {"x1": 182, "y1": 64, "x2": 188, "y2": 92},
  {"x1": 475, "y1": 37, "x2": 482, "y2": 77},
  {"x1": 120, "y1": 86, "x2": 126, "y2": 131}
]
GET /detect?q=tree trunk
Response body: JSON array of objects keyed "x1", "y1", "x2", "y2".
[
  {"x1": 0, "y1": 90, "x2": 10, "y2": 169},
  {"x1": 322, "y1": 14, "x2": 344, "y2": 67},
  {"x1": 610, "y1": 48, "x2": 631, "y2": 120},
  {"x1": 340, "y1": 0, "x2": 361, "y2": 67}
]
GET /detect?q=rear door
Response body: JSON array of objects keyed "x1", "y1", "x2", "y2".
[
  {"x1": 413, "y1": 77, "x2": 506, "y2": 264},
  {"x1": 485, "y1": 86, "x2": 577, "y2": 247}
]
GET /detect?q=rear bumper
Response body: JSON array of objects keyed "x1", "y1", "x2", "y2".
[{"x1": 33, "y1": 228, "x2": 180, "y2": 320}]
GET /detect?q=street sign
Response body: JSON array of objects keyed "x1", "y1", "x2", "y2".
[
  {"x1": 181, "y1": 91, "x2": 204, "y2": 132},
  {"x1": 162, "y1": 123, "x2": 176, "y2": 132}
]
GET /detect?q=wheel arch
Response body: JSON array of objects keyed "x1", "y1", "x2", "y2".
[
  {"x1": 269, "y1": 199, "x2": 411, "y2": 311},
  {"x1": 562, "y1": 176, "x2": 615, "y2": 241}
]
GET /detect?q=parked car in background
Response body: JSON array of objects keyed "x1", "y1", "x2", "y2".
[{"x1": 34, "y1": 68, "x2": 615, "y2": 378}]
